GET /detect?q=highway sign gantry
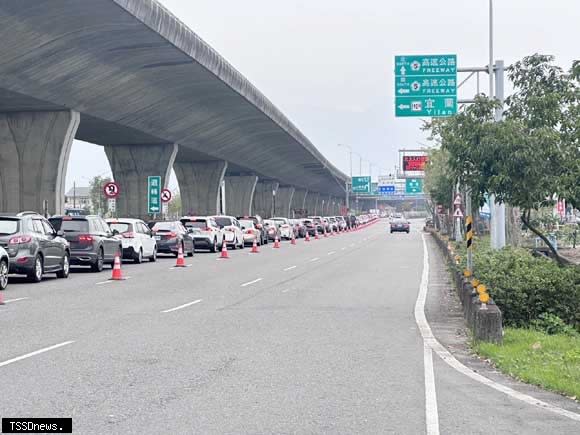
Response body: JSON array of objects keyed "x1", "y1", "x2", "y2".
[
  {"x1": 147, "y1": 176, "x2": 162, "y2": 214},
  {"x1": 351, "y1": 176, "x2": 371, "y2": 194},
  {"x1": 395, "y1": 54, "x2": 457, "y2": 118}
]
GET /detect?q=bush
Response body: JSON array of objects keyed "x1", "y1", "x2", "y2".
[
  {"x1": 456, "y1": 243, "x2": 580, "y2": 329},
  {"x1": 531, "y1": 313, "x2": 579, "y2": 336}
]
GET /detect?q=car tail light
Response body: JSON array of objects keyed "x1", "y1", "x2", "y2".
[
  {"x1": 226, "y1": 228, "x2": 235, "y2": 232},
  {"x1": 245, "y1": 229, "x2": 254, "y2": 234},
  {"x1": 122, "y1": 232, "x2": 135, "y2": 238},
  {"x1": 205, "y1": 227, "x2": 212, "y2": 231},
  {"x1": 9, "y1": 235, "x2": 32, "y2": 245},
  {"x1": 167, "y1": 232, "x2": 177, "y2": 239},
  {"x1": 281, "y1": 224, "x2": 289, "y2": 228},
  {"x1": 256, "y1": 224, "x2": 262, "y2": 229},
  {"x1": 78, "y1": 235, "x2": 94, "y2": 243}
]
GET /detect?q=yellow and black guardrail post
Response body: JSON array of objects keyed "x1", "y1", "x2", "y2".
[{"x1": 466, "y1": 215, "x2": 473, "y2": 272}]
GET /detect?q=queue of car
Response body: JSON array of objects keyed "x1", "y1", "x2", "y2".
[{"x1": 0, "y1": 211, "x2": 378, "y2": 290}]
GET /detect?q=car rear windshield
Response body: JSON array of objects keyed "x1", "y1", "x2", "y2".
[
  {"x1": 152, "y1": 222, "x2": 177, "y2": 232},
  {"x1": 0, "y1": 218, "x2": 20, "y2": 235},
  {"x1": 214, "y1": 217, "x2": 232, "y2": 227},
  {"x1": 108, "y1": 222, "x2": 133, "y2": 233},
  {"x1": 183, "y1": 220, "x2": 206, "y2": 229},
  {"x1": 49, "y1": 218, "x2": 89, "y2": 232}
]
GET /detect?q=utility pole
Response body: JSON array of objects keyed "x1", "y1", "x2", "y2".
[
  {"x1": 338, "y1": 144, "x2": 353, "y2": 212},
  {"x1": 491, "y1": 59, "x2": 506, "y2": 249}
]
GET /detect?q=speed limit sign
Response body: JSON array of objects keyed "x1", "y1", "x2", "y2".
[{"x1": 103, "y1": 181, "x2": 120, "y2": 198}]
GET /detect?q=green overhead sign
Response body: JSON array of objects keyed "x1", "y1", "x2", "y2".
[
  {"x1": 405, "y1": 178, "x2": 423, "y2": 194},
  {"x1": 351, "y1": 176, "x2": 371, "y2": 194},
  {"x1": 147, "y1": 176, "x2": 162, "y2": 214},
  {"x1": 395, "y1": 54, "x2": 457, "y2": 117}
]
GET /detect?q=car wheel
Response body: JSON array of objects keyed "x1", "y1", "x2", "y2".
[
  {"x1": 28, "y1": 255, "x2": 43, "y2": 283},
  {"x1": 187, "y1": 243, "x2": 194, "y2": 257},
  {"x1": 149, "y1": 247, "x2": 157, "y2": 262},
  {"x1": 91, "y1": 248, "x2": 104, "y2": 272},
  {"x1": 210, "y1": 238, "x2": 218, "y2": 253},
  {"x1": 0, "y1": 259, "x2": 8, "y2": 290},
  {"x1": 56, "y1": 253, "x2": 70, "y2": 279},
  {"x1": 134, "y1": 248, "x2": 143, "y2": 264}
]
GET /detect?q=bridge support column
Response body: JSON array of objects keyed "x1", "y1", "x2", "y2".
[
  {"x1": 321, "y1": 195, "x2": 332, "y2": 215},
  {"x1": 174, "y1": 160, "x2": 227, "y2": 216},
  {"x1": 274, "y1": 186, "x2": 294, "y2": 218},
  {"x1": 252, "y1": 181, "x2": 278, "y2": 218},
  {"x1": 0, "y1": 110, "x2": 79, "y2": 215},
  {"x1": 224, "y1": 175, "x2": 258, "y2": 217},
  {"x1": 105, "y1": 143, "x2": 178, "y2": 219},
  {"x1": 291, "y1": 188, "x2": 308, "y2": 218}
]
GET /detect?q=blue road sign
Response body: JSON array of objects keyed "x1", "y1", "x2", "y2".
[{"x1": 379, "y1": 185, "x2": 395, "y2": 195}]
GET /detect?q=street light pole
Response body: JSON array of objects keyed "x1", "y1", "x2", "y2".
[{"x1": 338, "y1": 144, "x2": 353, "y2": 211}]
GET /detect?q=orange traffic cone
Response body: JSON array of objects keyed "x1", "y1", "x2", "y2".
[
  {"x1": 291, "y1": 233, "x2": 297, "y2": 245},
  {"x1": 314, "y1": 230, "x2": 319, "y2": 240},
  {"x1": 306, "y1": 231, "x2": 311, "y2": 242},
  {"x1": 324, "y1": 229, "x2": 328, "y2": 238},
  {"x1": 273, "y1": 235, "x2": 281, "y2": 248},
  {"x1": 0, "y1": 290, "x2": 4, "y2": 305},
  {"x1": 109, "y1": 253, "x2": 125, "y2": 280},
  {"x1": 251, "y1": 238, "x2": 259, "y2": 253},
  {"x1": 219, "y1": 242, "x2": 230, "y2": 259},
  {"x1": 175, "y1": 244, "x2": 186, "y2": 267}
]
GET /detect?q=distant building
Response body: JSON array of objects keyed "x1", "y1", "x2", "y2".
[{"x1": 65, "y1": 186, "x2": 91, "y2": 211}]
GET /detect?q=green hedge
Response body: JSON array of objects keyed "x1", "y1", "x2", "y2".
[{"x1": 454, "y1": 240, "x2": 580, "y2": 330}]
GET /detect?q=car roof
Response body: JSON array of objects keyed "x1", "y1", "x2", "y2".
[{"x1": 106, "y1": 218, "x2": 144, "y2": 223}]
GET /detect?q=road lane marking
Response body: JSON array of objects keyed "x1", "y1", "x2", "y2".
[
  {"x1": 281, "y1": 289, "x2": 291, "y2": 293},
  {"x1": 96, "y1": 280, "x2": 113, "y2": 286},
  {"x1": 283, "y1": 266, "x2": 297, "y2": 271},
  {"x1": 0, "y1": 341, "x2": 74, "y2": 368},
  {"x1": 309, "y1": 257, "x2": 319, "y2": 262},
  {"x1": 241, "y1": 278, "x2": 263, "y2": 287},
  {"x1": 341, "y1": 247, "x2": 346, "y2": 251},
  {"x1": 414, "y1": 234, "x2": 440, "y2": 435},
  {"x1": 161, "y1": 299, "x2": 202, "y2": 313},
  {"x1": 417, "y1": 234, "x2": 580, "y2": 424},
  {"x1": 4, "y1": 297, "x2": 29, "y2": 303},
  {"x1": 327, "y1": 251, "x2": 336, "y2": 255}
]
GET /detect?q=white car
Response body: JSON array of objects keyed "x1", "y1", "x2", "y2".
[
  {"x1": 106, "y1": 218, "x2": 157, "y2": 263},
  {"x1": 212, "y1": 216, "x2": 245, "y2": 249},
  {"x1": 271, "y1": 217, "x2": 293, "y2": 239},
  {"x1": 180, "y1": 216, "x2": 225, "y2": 253},
  {"x1": 0, "y1": 246, "x2": 9, "y2": 290},
  {"x1": 335, "y1": 216, "x2": 347, "y2": 230}
]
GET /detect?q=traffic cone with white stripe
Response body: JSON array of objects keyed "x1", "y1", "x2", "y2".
[
  {"x1": 175, "y1": 244, "x2": 186, "y2": 267},
  {"x1": 273, "y1": 235, "x2": 281, "y2": 248},
  {"x1": 291, "y1": 233, "x2": 297, "y2": 245},
  {"x1": 109, "y1": 253, "x2": 125, "y2": 280},
  {"x1": 251, "y1": 237, "x2": 259, "y2": 253},
  {"x1": 314, "y1": 230, "x2": 318, "y2": 240},
  {"x1": 219, "y1": 242, "x2": 230, "y2": 259},
  {"x1": 306, "y1": 231, "x2": 311, "y2": 242}
]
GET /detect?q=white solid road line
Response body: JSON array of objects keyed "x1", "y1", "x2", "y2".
[
  {"x1": 4, "y1": 297, "x2": 29, "y2": 303},
  {"x1": 283, "y1": 266, "x2": 297, "y2": 271},
  {"x1": 418, "y1": 234, "x2": 580, "y2": 424},
  {"x1": 0, "y1": 341, "x2": 74, "y2": 369},
  {"x1": 309, "y1": 257, "x2": 319, "y2": 262},
  {"x1": 241, "y1": 278, "x2": 263, "y2": 287},
  {"x1": 161, "y1": 299, "x2": 203, "y2": 313},
  {"x1": 415, "y1": 235, "x2": 440, "y2": 435},
  {"x1": 327, "y1": 251, "x2": 336, "y2": 255},
  {"x1": 96, "y1": 280, "x2": 113, "y2": 286}
]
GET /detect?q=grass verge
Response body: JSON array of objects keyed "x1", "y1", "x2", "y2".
[{"x1": 474, "y1": 328, "x2": 580, "y2": 400}]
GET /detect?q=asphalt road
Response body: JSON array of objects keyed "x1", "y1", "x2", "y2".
[{"x1": 0, "y1": 220, "x2": 579, "y2": 434}]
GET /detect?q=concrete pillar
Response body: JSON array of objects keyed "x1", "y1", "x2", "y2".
[
  {"x1": 305, "y1": 192, "x2": 319, "y2": 216},
  {"x1": 291, "y1": 188, "x2": 308, "y2": 218},
  {"x1": 224, "y1": 175, "x2": 258, "y2": 217},
  {"x1": 0, "y1": 110, "x2": 80, "y2": 215},
  {"x1": 252, "y1": 180, "x2": 278, "y2": 218},
  {"x1": 174, "y1": 160, "x2": 227, "y2": 216},
  {"x1": 322, "y1": 195, "x2": 332, "y2": 215},
  {"x1": 274, "y1": 186, "x2": 294, "y2": 218},
  {"x1": 105, "y1": 143, "x2": 178, "y2": 219}
]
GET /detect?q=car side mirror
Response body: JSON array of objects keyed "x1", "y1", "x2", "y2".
[
  {"x1": 187, "y1": 228, "x2": 194, "y2": 233},
  {"x1": 56, "y1": 230, "x2": 65, "y2": 237},
  {"x1": 112, "y1": 229, "x2": 119, "y2": 236}
]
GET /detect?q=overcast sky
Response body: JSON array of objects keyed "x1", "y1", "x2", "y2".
[{"x1": 66, "y1": 0, "x2": 579, "y2": 190}]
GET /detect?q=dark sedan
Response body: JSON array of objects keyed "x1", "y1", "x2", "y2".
[
  {"x1": 150, "y1": 221, "x2": 195, "y2": 257},
  {"x1": 390, "y1": 218, "x2": 410, "y2": 234}
]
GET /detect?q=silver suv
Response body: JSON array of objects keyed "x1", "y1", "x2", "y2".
[{"x1": 0, "y1": 212, "x2": 70, "y2": 282}]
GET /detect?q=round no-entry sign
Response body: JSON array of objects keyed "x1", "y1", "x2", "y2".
[
  {"x1": 103, "y1": 181, "x2": 120, "y2": 198},
  {"x1": 161, "y1": 188, "x2": 172, "y2": 203}
]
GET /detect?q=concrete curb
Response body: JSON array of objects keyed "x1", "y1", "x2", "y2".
[{"x1": 426, "y1": 228, "x2": 503, "y2": 343}]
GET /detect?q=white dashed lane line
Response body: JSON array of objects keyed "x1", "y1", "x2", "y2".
[
  {"x1": 3, "y1": 297, "x2": 29, "y2": 303},
  {"x1": 327, "y1": 251, "x2": 336, "y2": 256},
  {"x1": 283, "y1": 266, "x2": 297, "y2": 271},
  {"x1": 161, "y1": 299, "x2": 203, "y2": 313},
  {"x1": 309, "y1": 258, "x2": 319, "y2": 262},
  {"x1": 241, "y1": 278, "x2": 263, "y2": 287},
  {"x1": 0, "y1": 341, "x2": 75, "y2": 369}
]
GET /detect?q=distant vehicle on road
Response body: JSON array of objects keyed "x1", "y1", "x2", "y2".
[
  {"x1": 309, "y1": 216, "x2": 325, "y2": 234},
  {"x1": 0, "y1": 246, "x2": 9, "y2": 290},
  {"x1": 0, "y1": 212, "x2": 70, "y2": 282},
  {"x1": 50, "y1": 215, "x2": 122, "y2": 272},
  {"x1": 212, "y1": 216, "x2": 244, "y2": 250},
  {"x1": 106, "y1": 218, "x2": 157, "y2": 263},
  {"x1": 301, "y1": 219, "x2": 317, "y2": 236},
  {"x1": 271, "y1": 217, "x2": 293, "y2": 239},
  {"x1": 326, "y1": 217, "x2": 339, "y2": 232},
  {"x1": 334, "y1": 216, "x2": 347, "y2": 231},
  {"x1": 290, "y1": 219, "x2": 306, "y2": 238},
  {"x1": 238, "y1": 219, "x2": 261, "y2": 246},
  {"x1": 150, "y1": 221, "x2": 194, "y2": 257},
  {"x1": 236, "y1": 216, "x2": 268, "y2": 245},
  {"x1": 64, "y1": 208, "x2": 90, "y2": 217},
  {"x1": 390, "y1": 218, "x2": 410, "y2": 234},
  {"x1": 263, "y1": 219, "x2": 281, "y2": 241},
  {"x1": 180, "y1": 216, "x2": 224, "y2": 253}
]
